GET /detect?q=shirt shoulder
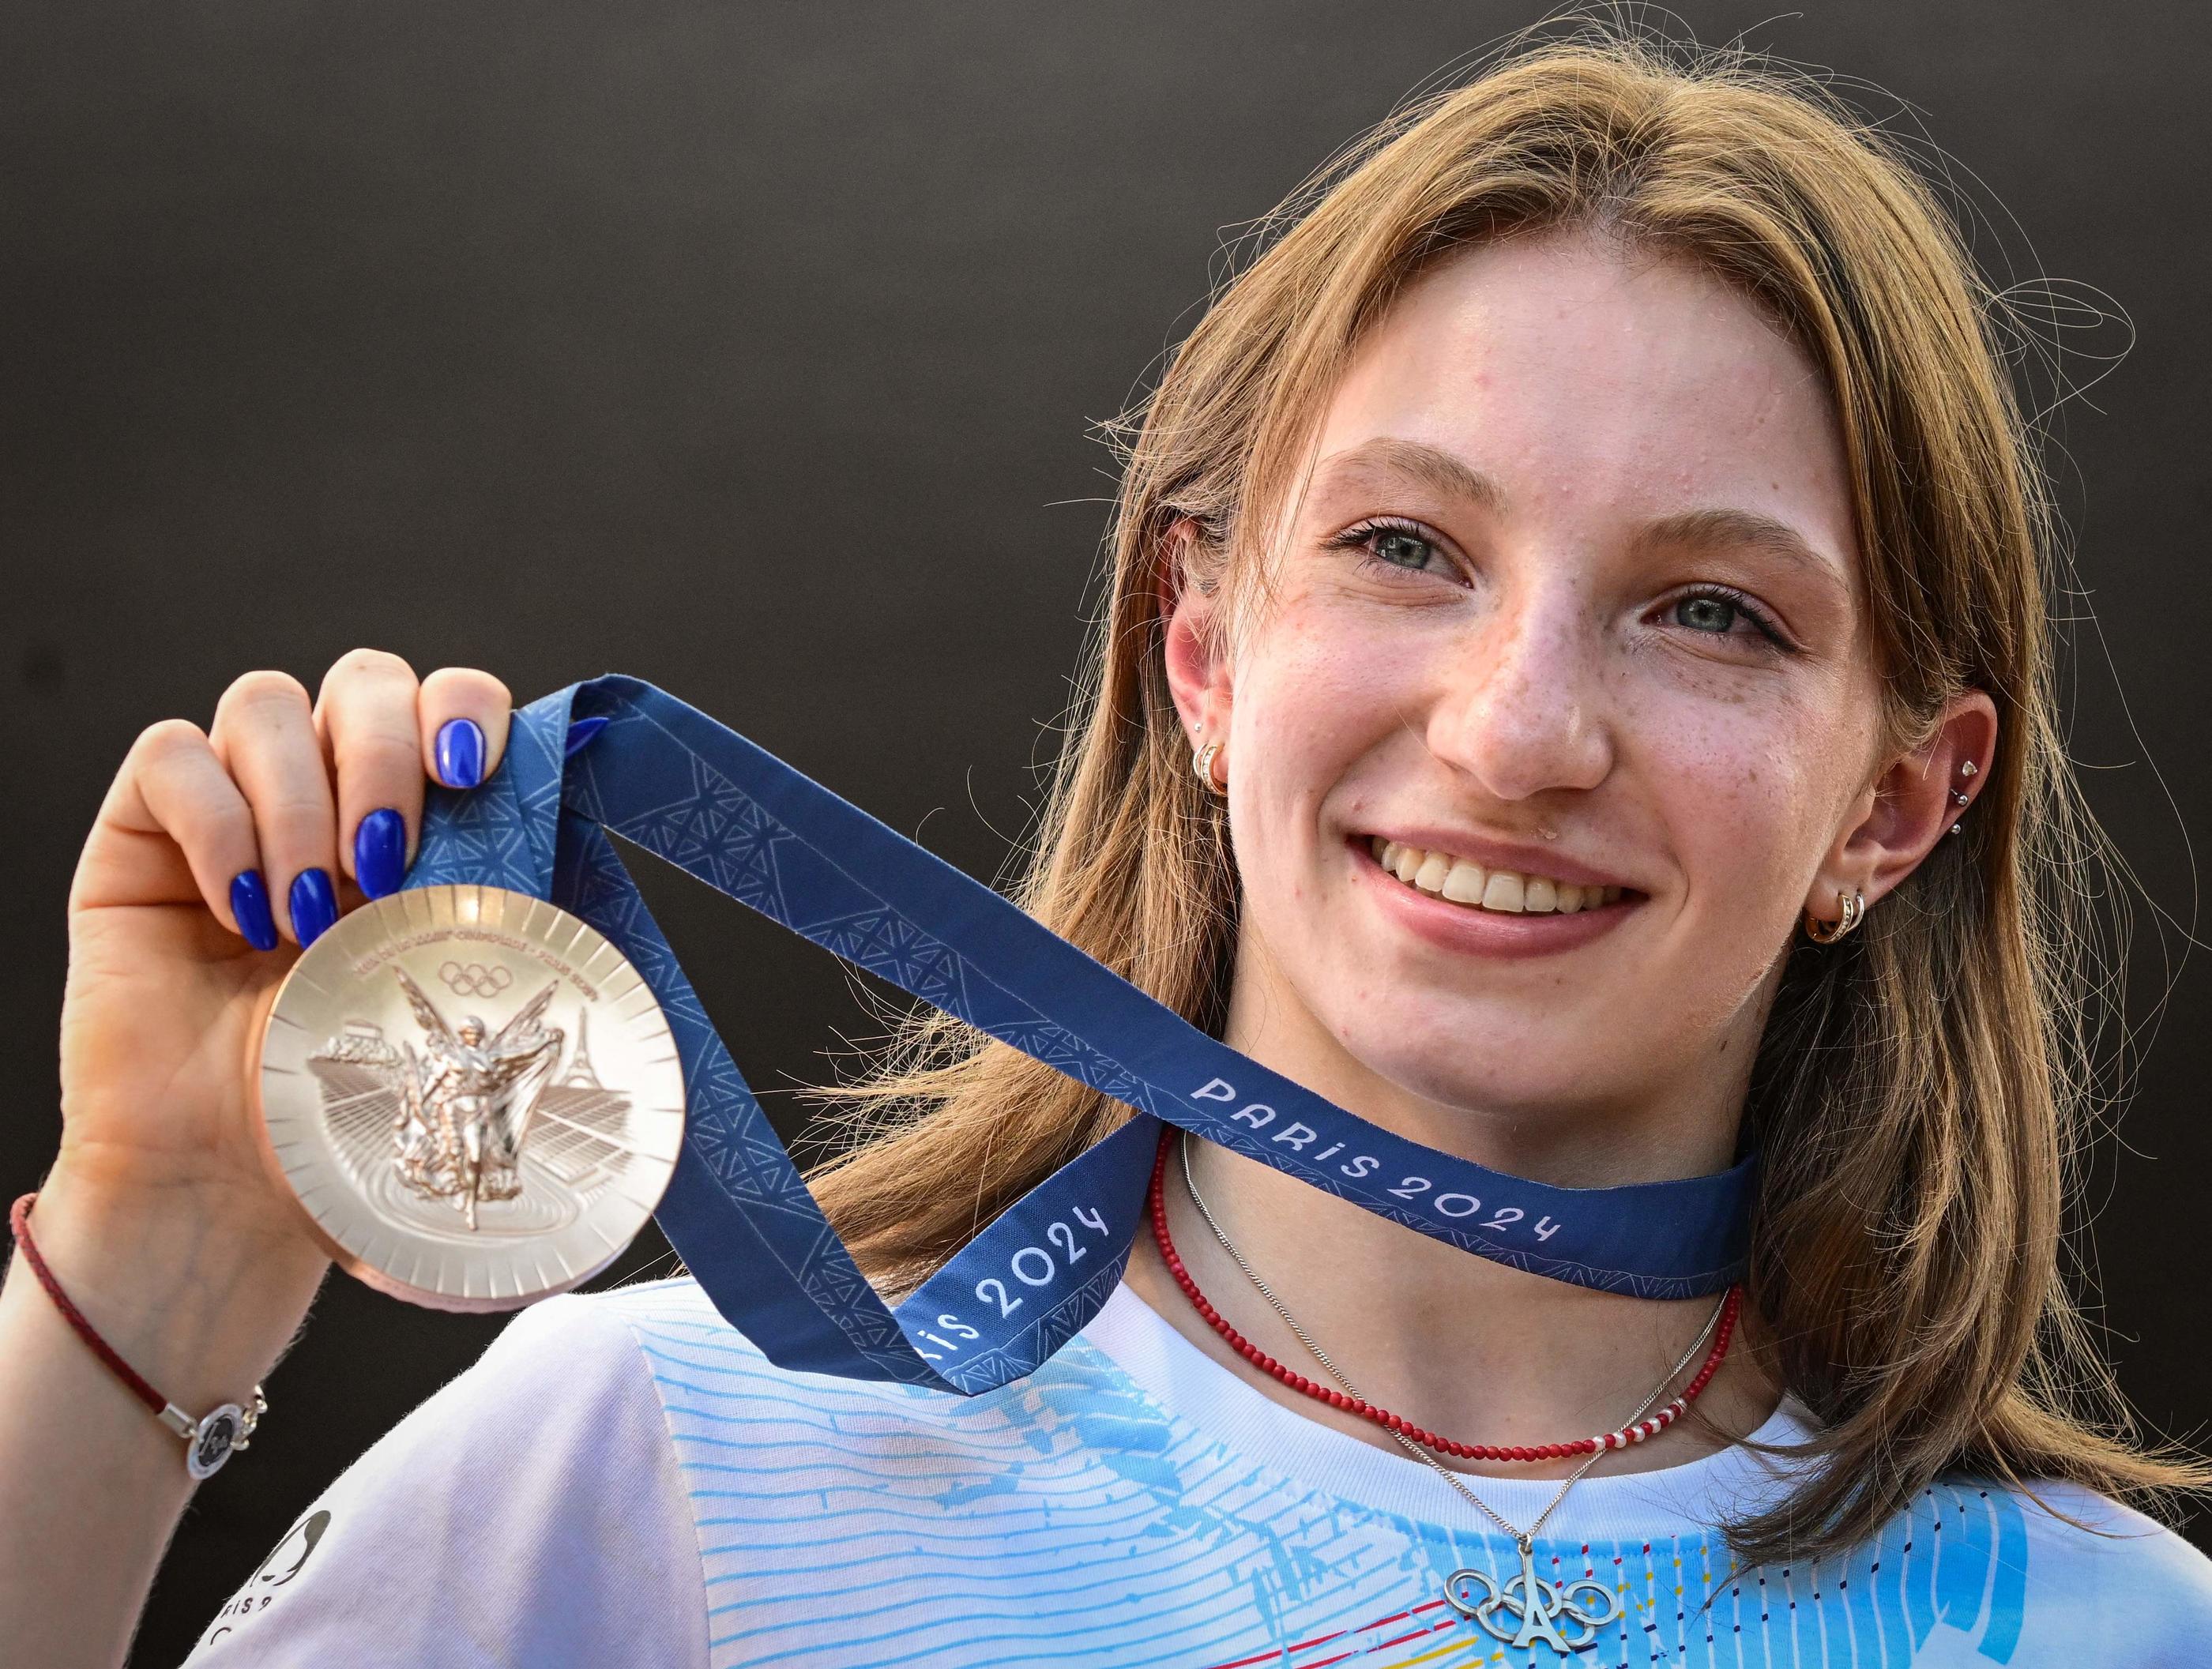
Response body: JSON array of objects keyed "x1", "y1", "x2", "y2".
[
  {"x1": 1984, "y1": 1476, "x2": 2212, "y2": 1665},
  {"x1": 184, "y1": 1278, "x2": 710, "y2": 1669}
]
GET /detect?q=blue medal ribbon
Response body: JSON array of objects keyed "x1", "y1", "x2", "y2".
[{"x1": 406, "y1": 675, "x2": 1753, "y2": 1393}]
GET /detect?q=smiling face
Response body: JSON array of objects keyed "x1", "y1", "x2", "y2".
[{"x1": 1170, "y1": 230, "x2": 1894, "y2": 1171}]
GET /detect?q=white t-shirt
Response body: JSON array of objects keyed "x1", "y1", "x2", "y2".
[{"x1": 183, "y1": 1275, "x2": 2212, "y2": 1667}]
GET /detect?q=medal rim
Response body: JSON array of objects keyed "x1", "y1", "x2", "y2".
[{"x1": 252, "y1": 883, "x2": 683, "y2": 1313}]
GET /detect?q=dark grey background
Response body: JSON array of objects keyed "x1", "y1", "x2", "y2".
[{"x1": 2, "y1": 3, "x2": 2204, "y2": 1661}]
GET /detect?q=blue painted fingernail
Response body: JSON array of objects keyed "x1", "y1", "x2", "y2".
[
  {"x1": 435, "y1": 718, "x2": 486, "y2": 788},
  {"x1": 563, "y1": 716, "x2": 609, "y2": 759},
  {"x1": 229, "y1": 869, "x2": 279, "y2": 952},
  {"x1": 289, "y1": 867, "x2": 338, "y2": 946},
  {"x1": 355, "y1": 808, "x2": 407, "y2": 900}
]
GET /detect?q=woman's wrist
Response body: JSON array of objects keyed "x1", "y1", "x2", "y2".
[
  {"x1": 0, "y1": 1162, "x2": 324, "y2": 1669},
  {"x1": 16, "y1": 1157, "x2": 329, "y2": 1422}
]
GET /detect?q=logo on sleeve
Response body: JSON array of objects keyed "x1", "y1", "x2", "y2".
[{"x1": 198, "y1": 1509, "x2": 332, "y2": 1646}]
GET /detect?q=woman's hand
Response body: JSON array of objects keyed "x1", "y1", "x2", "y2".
[
  {"x1": 49, "y1": 649, "x2": 513, "y2": 1280},
  {"x1": 1, "y1": 651, "x2": 515, "y2": 1669}
]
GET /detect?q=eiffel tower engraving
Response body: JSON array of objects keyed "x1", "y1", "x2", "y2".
[{"x1": 561, "y1": 1009, "x2": 604, "y2": 1088}]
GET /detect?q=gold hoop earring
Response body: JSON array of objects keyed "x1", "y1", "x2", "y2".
[
  {"x1": 1191, "y1": 739, "x2": 1225, "y2": 796},
  {"x1": 1804, "y1": 887, "x2": 1866, "y2": 945}
]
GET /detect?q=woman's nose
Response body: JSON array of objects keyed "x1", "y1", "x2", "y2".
[{"x1": 1425, "y1": 594, "x2": 1612, "y2": 801}]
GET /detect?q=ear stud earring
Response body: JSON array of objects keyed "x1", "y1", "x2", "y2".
[{"x1": 1950, "y1": 761, "x2": 1978, "y2": 835}]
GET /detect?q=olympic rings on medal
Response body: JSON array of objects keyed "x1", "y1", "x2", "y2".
[{"x1": 438, "y1": 960, "x2": 514, "y2": 998}]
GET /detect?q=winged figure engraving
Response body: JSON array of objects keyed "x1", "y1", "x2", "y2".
[
  {"x1": 306, "y1": 966, "x2": 638, "y2": 1235},
  {"x1": 378, "y1": 968, "x2": 562, "y2": 1227}
]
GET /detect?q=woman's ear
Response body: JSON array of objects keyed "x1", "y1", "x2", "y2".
[
  {"x1": 1158, "y1": 517, "x2": 1234, "y2": 748},
  {"x1": 1810, "y1": 689, "x2": 1999, "y2": 919}
]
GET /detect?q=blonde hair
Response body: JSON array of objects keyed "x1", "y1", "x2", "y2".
[{"x1": 807, "y1": 23, "x2": 2203, "y2": 1564}]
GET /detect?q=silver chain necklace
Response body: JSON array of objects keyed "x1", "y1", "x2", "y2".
[{"x1": 1176, "y1": 1133, "x2": 1731, "y2": 1654}]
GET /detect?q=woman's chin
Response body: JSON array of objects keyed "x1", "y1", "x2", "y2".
[{"x1": 1322, "y1": 1032, "x2": 1636, "y2": 1145}]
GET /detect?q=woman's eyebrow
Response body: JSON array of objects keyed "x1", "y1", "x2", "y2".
[
  {"x1": 1315, "y1": 438, "x2": 1508, "y2": 515},
  {"x1": 1635, "y1": 506, "x2": 1851, "y2": 596}
]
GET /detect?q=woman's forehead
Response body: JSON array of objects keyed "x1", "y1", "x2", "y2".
[{"x1": 1304, "y1": 231, "x2": 1857, "y2": 562}]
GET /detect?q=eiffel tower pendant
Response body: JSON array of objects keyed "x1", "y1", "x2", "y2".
[{"x1": 1445, "y1": 1534, "x2": 1621, "y2": 1653}]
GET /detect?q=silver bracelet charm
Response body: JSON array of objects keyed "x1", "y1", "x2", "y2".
[{"x1": 156, "y1": 1385, "x2": 269, "y2": 1479}]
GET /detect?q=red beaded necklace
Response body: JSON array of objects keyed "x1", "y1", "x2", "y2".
[{"x1": 1146, "y1": 1132, "x2": 1741, "y2": 1464}]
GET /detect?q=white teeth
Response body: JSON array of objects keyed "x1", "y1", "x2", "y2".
[
  {"x1": 1441, "y1": 859, "x2": 1487, "y2": 904},
  {"x1": 1366, "y1": 839, "x2": 1624, "y2": 918}
]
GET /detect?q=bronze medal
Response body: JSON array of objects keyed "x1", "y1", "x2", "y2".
[{"x1": 254, "y1": 884, "x2": 687, "y2": 1310}]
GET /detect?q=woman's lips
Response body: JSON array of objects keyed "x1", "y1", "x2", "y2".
[
  {"x1": 1352, "y1": 836, "x2": 1639, "y2": 957},
  {"x1": 1364, "y1": 834, "x2": 1628, "y2": 910}
]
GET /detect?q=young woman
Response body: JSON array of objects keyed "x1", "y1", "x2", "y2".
[{"x1": 5, "y1": 32, "x2": 2208, "y2": 1669}]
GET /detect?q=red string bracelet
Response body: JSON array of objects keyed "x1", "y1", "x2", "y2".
[
  {"x1": 9, "y1": 1190, "x2": 266, "y2": 1479},
  {"x1": 1145, "y1": 1137, "x2": 1740, "y2": 1463}
]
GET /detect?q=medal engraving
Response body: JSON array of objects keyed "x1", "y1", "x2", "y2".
[
  {"x1": 322, "y1": 969, "x2": 569, "y2": 1231},
  {"x1": 257, "y1": 885, "x2": 687, "y2": 1310}
]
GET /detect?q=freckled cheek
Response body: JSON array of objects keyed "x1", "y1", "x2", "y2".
[
  {"x1": 1229, "y1": 626, "x2": 1402, "y2": 900},
  {"x1": 1236, "y1": 621, "x2": 1402, "y2": 771},
  {"x1": 1291, "y1": 593, "x2": 1431, "y2": 698},
  {"x1": 1650, "y1": 722, "x2": 1820, "y2": 908}
]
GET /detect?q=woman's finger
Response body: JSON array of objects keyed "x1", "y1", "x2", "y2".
[
  {"x1": 86, "y1": 718, "x2": 280, "y2": 949},
  {"x1": 209, "y1": 670, "x2": 340, "y2": 946},
  {"x1": 419, "y1": 666, "x2": 514, "y2": 791},
  {"x1": 313, "y1": 648, "x2": 424, "y2": 901}
]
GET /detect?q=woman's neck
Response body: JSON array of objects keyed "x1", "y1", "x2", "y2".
[
  {"x1": 1117, "y1": 981, "x2": 1781, "y2": 1481},
  {"x1": 1119, "y1": 1141, "x2": 1778, "y2": 1479}
]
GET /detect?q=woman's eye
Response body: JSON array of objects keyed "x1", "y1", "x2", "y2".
[
  {"x1": 1371, "y1": 527, "x2": 1436, "y2": 570},
  {"x1": 1672, "y1": 593, "x2": 1742, "y2": 634},
  {"x1": 1662, "y1": 587, "x2": 1792, "y2": 652},
  {"x1": 1334, "y1": 520, "x2": 1450, "y2": 577}
]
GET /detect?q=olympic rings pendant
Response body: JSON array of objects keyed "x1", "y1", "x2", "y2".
[
  {"x1": 254, "y1": 885, "x2": 687, "y2": 1310},
  {"x1": 1445, "y1": 1536, "x2": 1621, "y2": 1654}
]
